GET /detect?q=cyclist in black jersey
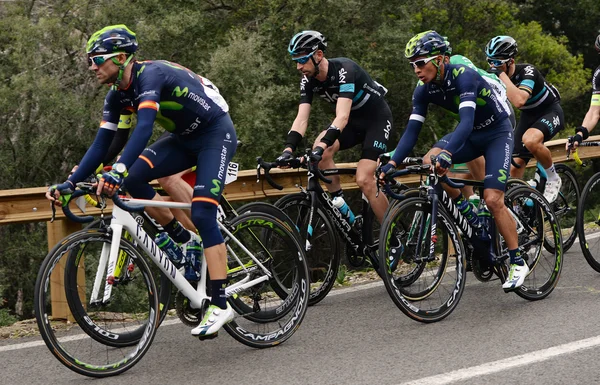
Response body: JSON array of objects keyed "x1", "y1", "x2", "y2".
[
  {"x1": 567, "y1": 34, "x2": 600, "y2": 149},
  {"x1": 46, "y1": 25, "x2": 236, "y2": 337},
  {"x1": 485, "y1": 36, "x2": 564, "y2": 203},
  {"x1": 280, "y1": 30, "x2": 394, "y2": 223},
  {"x1": 381, "y1": 31, "x2": 527, "y2": 291}
]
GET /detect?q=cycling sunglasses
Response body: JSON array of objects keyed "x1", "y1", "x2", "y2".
[
  {"x1": 487, "y1": 58, "x2": 511, "y2": 67},
  {"x1": 88, "y1": 53, "x2": 121, "y2": 67},
  {"x1": 409, "y1": 55, "x2": 439, "y2": 69},
  {"x1": 292, "y1": 53, "x2": 313, "y2": 64}
]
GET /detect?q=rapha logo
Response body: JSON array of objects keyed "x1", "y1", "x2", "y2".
[{"x1": 338, "y1": 68, "x2": 347, "y2": 84}]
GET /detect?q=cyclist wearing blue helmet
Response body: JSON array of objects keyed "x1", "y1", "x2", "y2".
[
  {"x1": 381, "y1": 30, "x2": 528, "y2": 291},
  {"x1": 47, "y1": 24, "x2": 237, "y2": 338}
]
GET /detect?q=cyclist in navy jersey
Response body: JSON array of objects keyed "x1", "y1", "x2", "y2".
[
  {"x1": 567, "y1": 34, "x2": 600, "y2": 149},
  {"x1": 485, "y1": 36, "x2": 564, "y2": 202},
  {"x1": 280, "y1": 30, "x2": 394, "y2": 224},
  {"x1": 46, "y1": 25, "x2": 236, "y2": 337},
  {"x1": 380, "y1": 30, "x2": 528, "y2": 291}
]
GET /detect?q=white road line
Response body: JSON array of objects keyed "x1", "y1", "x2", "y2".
[{"x1": 398, "y1": 335, "x2": 600, "y2": 385}]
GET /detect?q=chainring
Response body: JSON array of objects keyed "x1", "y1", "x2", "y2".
[{"x1": 175, "y1": 284, "x2": 208, "y2": 327}]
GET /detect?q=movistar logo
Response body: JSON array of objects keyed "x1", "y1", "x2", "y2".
[
  {"x1": 172, "y1": 86, "x2": 189, "y2": 98},
  {"x1": 498, "y1": 169, "x2": 507, "y2": 183},
  {"x1": 137, "y1": 65, "x2": 146, "y2": 77},
  {"x1": 452, "y1": 67, "x2": 465, "y2": 78},
  {"x1": 480, "y1": 88, "x2": 491, "y2": 97},
  {"x1": 210, "y1": 179, "x2": 222, "y2": 196}
]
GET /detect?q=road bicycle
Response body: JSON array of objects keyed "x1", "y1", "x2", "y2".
[
  {"x1": 257, "y1": 151, "x2": 407, "y2": 305},
  {"x1": 570, "y1": 141, "x2": 600, "y2": 271},
  {"x1": 377, "y1": 159, "x2": 563, "y2": 323},
  {"x1": 34, "y1": 186, "x2": 309, "y2": 377}
]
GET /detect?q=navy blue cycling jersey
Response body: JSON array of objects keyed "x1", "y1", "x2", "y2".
[
  {"x1": 391, "y1": 63, "x2": 510, "y2": 165},
  {"x1": 299, "y1": 57, "x2": 387, "y2": 111},
  {"x1": 69, "y1": 60, "x2": 229, "y2": 183},
  {"x1": 509, "y1": 64, "x2": 560, "y2": 113}
]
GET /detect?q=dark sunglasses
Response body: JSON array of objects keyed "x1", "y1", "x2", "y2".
[
  {"x1": 487, "y1": 58, "x2": 510, "y2": 67},
  {"x1": 292, "y1": 53, "x2": 313, "y2": 64},
  {"x1": 88, "y1": 53, "x2": 120, "y2": 67},
  {"x1": 409, "y1": 55, "x2": 438, "y2": 69}
]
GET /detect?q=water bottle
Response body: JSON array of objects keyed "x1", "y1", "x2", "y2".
[
  {"x1": 332, "y1": 196, "x2": 355, "y2": 224},
  {"x1": 183, "y1": 238, "x2": 203, "y2": 281},
  {"x1": 155, "y1": 232, "x2": 185, "y2": 268},
  {"x1": 468, "y1": 194, "x2": 480, "y2": 213},
  {"x1": 456, "y1": 196, "x2": 479, "y2": 228}
]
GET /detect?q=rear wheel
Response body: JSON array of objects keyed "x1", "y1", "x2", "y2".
[
  {"x1": 577, "y1": 172, "x2": 600, "y2": 272},
  {"x1": 275, "y1": 193, "x2": 340, "y2": 306}
]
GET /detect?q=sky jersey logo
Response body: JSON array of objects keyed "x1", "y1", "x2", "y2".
[
  {"x1": 524, "y1": 66, "x2": 534, "y2": 77},
  {"x1": 338, "y1": 68, "x2": 347, "y2": 84}
]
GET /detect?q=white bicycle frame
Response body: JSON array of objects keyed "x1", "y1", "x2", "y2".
[{"x1": 90, "y1": 197, "x2": 272, "y2": 310}]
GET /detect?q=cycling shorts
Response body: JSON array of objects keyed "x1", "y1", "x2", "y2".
[
  {"x1": 513, "y1": 102, "x2": 564, "y2": 162},
  {"x1": 434, "y1": 118, "x2": 514, "y2": 191},
  {"x1": 336, "y1": 99, "x2": 394, "y2": 161}
]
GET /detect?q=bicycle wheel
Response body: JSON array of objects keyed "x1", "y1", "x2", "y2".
[
  {"x1": 577, "y1": 172, "x2": 600, "y2": 272},
  {"x1": 543, "y1": 164, "x2": 579, "y2": 253},
  {"x1": 83, "y1": 217, "x2": 173, "y2": 329},
  {"x1": 379, "y1": 197, "x2": 466, "y2": 323},
  {"x1": 34, "y1": 229, "x2": 159, "y2": 377},
  {"x1": 275, "y1": 193, "x2": 340, "y2": 306},
  {"x1": 223, "y1": 211, "x2": 310, "y2": 348},
  {"x1": 503, "y1": 186, "x2": 563, "y2": 300}
]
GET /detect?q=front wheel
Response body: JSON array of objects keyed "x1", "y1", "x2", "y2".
[
  {"x1": 379, "y1": 197, "x2": 466, "y2": 323},
  {"x1": 577, "y1": 172, "x2": 600, "y2": 272},
  {"x1": 34, "y1": 229, "x2": 159, "y2": 377}
]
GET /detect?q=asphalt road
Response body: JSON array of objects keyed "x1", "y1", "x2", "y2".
[{"x1": 3, "y1": 246, "x2": 600, "y2": 385}]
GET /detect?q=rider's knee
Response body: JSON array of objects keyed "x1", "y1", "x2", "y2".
[
  {"x1": 484, "y1": 191, "x2": 504, "y2": 213},
  {"x1": 191, "y1": 200, "x2": 223, "y2": 248},
  {"x1": 356, "y1": 172, "x2": 376, "y2": 192}
]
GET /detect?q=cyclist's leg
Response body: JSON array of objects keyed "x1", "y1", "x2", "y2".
[
  {"x1": 187, "y1": 114, "x2": 237, "y2": 337},
  {"x1": 157, "y1": 168, "x2": 195, "y2": 231},
  {"x1": 356, "y1": 102, "x2": 394, "y2": 223}
]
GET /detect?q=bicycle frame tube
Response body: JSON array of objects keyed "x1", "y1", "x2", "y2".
[{"x1": 94, "y1": 200, "x2": 272, "y2": 310}]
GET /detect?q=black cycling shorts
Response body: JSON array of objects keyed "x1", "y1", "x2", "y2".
[
  {"x1": 336, "y1": 99, "x2": 394, "y2": 161},
  {"x1": 513, "y1": 102, "x2": 564, "y2": 162}
]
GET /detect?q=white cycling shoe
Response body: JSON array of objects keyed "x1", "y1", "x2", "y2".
[
  {"x1": 502, "y1": 263, "x2": 530, "y2": 292},
  {"x1": 191, "y1": 303, "x2": 234, "y2": 338},
  {"x1": 543, "y1": 178, "x2": 562, "y2": 203}
]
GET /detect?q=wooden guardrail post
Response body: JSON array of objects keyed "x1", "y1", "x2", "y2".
[{"x1": 47, "y1": 218, "x2": 82, "y2": 321}]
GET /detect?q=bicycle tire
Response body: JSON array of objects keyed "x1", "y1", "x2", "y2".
[
  {"x1": 577, "y1": 172, "x2": 600, "y2": 272},
  {"x1": 503, "y1": 186, "x2": 563, "y2": 300},
  {"x1": 275, "y1": 192, "x2": 340, "y2": 306},
  {"x1": 222, "y1": 211, "x2": 310, "y2": 348},
  {"x1": 34, "y1": 229, "x2": 159, "y2": 377},
  {"x1": 544, "y1": 164, "x2": 579, "y2": 253},
  {"x1": 379, "y1": 197, "x2": 466, "y2": 323}
]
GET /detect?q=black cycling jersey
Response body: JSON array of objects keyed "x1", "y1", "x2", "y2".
[
  {"x1": 299, "y1": 57, "x2": 387, "y2": 111},
  {"x1": 591, "y1": 65, "x2": 600, "y2": 107},
  {"x1": 509, "y1": 64, "x2": 560, "y2": 113}
]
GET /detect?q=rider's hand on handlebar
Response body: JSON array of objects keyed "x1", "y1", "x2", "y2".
[
  {"x1": 97, "y1": 170, "x2": 124, "y2": 197},
  {"x1": 309, "y1": 146, "x2": 325, "y2": 163},
  {"x1": 435, "y1": 151, "x2": 452, "y2": 176},
  {"x1": 566, "y1": 134, "x2": 582, "y2": 151},
  {"x1": 378, "y1": 161, "x2": 397, "y2": 184},
  {"x1": 46, "y1": 180, "x2": 75, "y2": 207},
  {"x1": 276, "y1": 150, "x2": 294, "y2": 168}
]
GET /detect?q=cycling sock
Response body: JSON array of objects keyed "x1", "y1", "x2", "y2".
[
  {"x1": 330, "y1": 189, "x2": 344, "y2": 199},
  {"x1": 164, "y1": 218, "x2": 191, "y2": 244},
  {"x1": 545, "y1": 164, "x2": 559, "y2": 181},
  {"x1": 210, "y1": 279, "x2": 228, "y2": 309},
  {"x1": 509, "y1": 248, "x2": 524, "y2": 265}
]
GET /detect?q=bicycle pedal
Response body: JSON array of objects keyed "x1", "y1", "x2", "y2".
[{"x1": 197, "y1": 332, "x2": 218, "y2": 341}]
